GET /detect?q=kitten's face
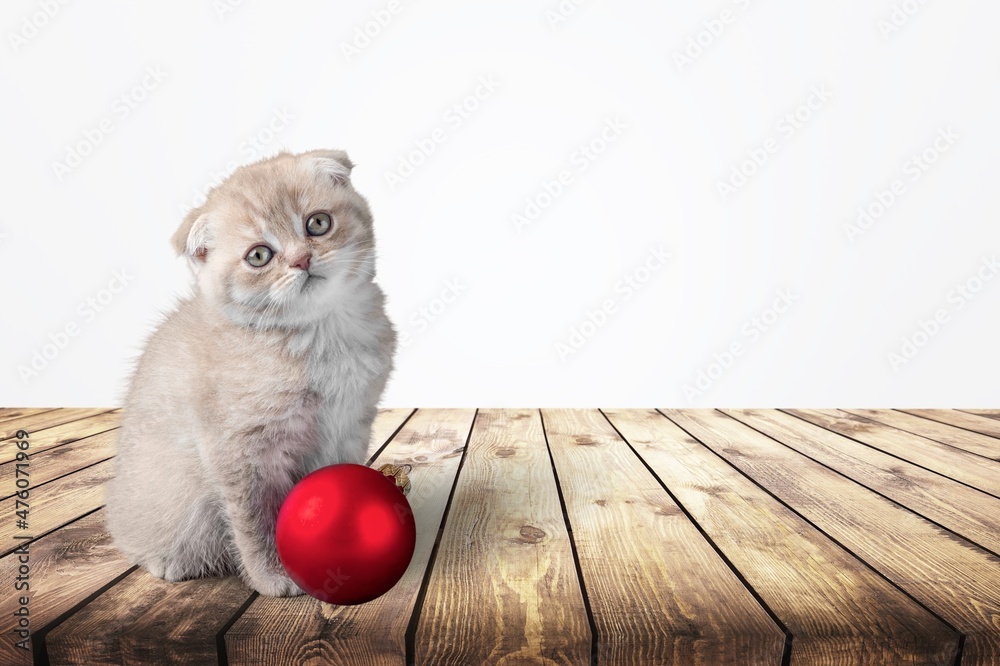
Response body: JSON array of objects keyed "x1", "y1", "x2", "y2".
[{"x1": 173, "y1": 150, "x2": 377, "y2": 327}]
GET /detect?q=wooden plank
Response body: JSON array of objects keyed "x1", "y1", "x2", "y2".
[
  {"x1": 46, "y1": 566, "x2": 252, "y2": 664},
  {"x1": 0, "y1": 510, "x2": 133, "y2": 666},
  {"x1": 0, "y1": 405, "x2": 394, "y2": 467},
  {"x1": 664, "y1": 408, "x2": 1000, "y2": 665},
  {"x1": 0, "y1": 410, "x2": 122, "y2": 465},
  {"x1": 0, "y1": 408, "x2": 114, "y2": 442},
  {"x1": 730, "y1": 409, "x2": 1000, "y2": 557},
  {"x1": 0, "y1": 405, "x2": 397, "y2": 495},
  {"x1": 542, "y1": 408, "x2": 785, "y2": 665},
  {"x1": 961, "y1": 409, "x2": 1000, "y2": 420},
  {"x1": 0, "y1": 459, "x2": 113, "y2": 557},
  {"x1": 40, "y1": 407, "x2": 420, "y2": 664},
  {"x1": 605, "y1": 408, "x2": 959, "y2": 664},
  {"x1": 842, "y1": 408, "x2": 1000, "y2": 460},
  {"x1": 901, "y1": 409, "x2": 1000, "y2": 440},
  {"x1": 365, "y1": 407, "x2": 415, "y2": 462},
  {"x1": 415, "y1": 409, "x2": 591, "y2": 664},
  {"x1": 790, "y1": 409, "x2": 1000, "y2": 498},
  {"x1": 226, "y1": 408, "x2": 477, "y2": 666},
  {"x1": 0, "y1": 430, "x2": 117, "y2": 500},
  {"x1": 0, "y1": 408, "x2": 54, "y2": 424}
]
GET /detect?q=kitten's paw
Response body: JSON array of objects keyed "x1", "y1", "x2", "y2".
[
  {"x1": 250, "y1": 570, "x2": 305, "y2": 597},
  {"x1": 144, "y1": 559, "x2": 167, "y2": 580},
  {"x1": 142, "y1": 558, "x2": 197, "y2": 582}
]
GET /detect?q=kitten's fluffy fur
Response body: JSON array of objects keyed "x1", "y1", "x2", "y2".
[{"x1": 106, "y1": 150, "x2": 396, "y2": 597}]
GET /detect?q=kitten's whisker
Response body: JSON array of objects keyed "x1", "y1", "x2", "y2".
[
  {"x1": 345, "y1": 266, "x2": 376, "y2": 278},
  {"x1": 323, "y1": 243, "x2": 376, "y2": 262},
  {"x1": 312, "y1": 245, "x2": 374, "y2": 267}
]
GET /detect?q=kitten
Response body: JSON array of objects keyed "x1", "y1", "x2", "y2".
[{"x1": 105, "y1": 149, "x2": 397, "y2": 597}]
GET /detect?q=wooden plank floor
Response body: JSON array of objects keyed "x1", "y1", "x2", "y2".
[{"x1": 1, "y1": 408, "x2": 999, "y2": 665}]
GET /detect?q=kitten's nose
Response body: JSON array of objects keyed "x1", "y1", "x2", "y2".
[{"x1": 290, "y1": 253, "x2": 311, "y2": 271}]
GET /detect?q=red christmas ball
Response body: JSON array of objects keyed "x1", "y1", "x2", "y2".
[{"x1": 276, "y1": 464, "x2": 416, "y2": 605}]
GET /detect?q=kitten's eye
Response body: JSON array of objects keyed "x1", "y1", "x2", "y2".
[
  {"x1": 245, "y1": 245, "x2": 274, "y2": 267},
  {"x1": 306, "y1": 211, "x2": 333, "y2": 236}
]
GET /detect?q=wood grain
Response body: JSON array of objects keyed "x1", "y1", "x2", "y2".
[
  {"x1": 0, "y1": 429, "x2": 116, "y2": 501},
  {"x1": 900, "y1": 408, "x2": 1000, "y2": 440},
  {"x1": 0, "y1": 459, "x2": 113, "y2": 557},
  {"x1": 226, "y1": 408, "x2": 477, "y2": 666},
  {"x1": 664, "y1": 408, "x2": 1000, "y2": 665},
  {"x1": 0, "y1": 410, "x2": 122, "y2": 465},
  {"x1": 605, "y1": 408, "x2": 959, "y2": 665},
  {"x1": 0, "y1": 408, "x2": 54, "y2": 424},
  {"x1": 789, "y1": 409, "x2": 1000, "y2": 498},
  {"x1": 0, "y1": 510, "x2": 133, "y2": 666},
  {"x1": 11, "y1": 407, "x2": 1000, "y2": 664},
  {"x1": 731, "y1": 409, "x2": 1000, "y2": 555},
  {"x1": 542, "y1": 409, "x2": 786, "y2": 665},
  {"x1": 365, "y1": 408, "x2": 415, "y2": 462},
  {"x1": 41, "y1": 407, "x2": 418, "y2": 665},
  {"x1": 842, "y1": 408, "x2": 1000, "y2": 460},
  {"x1": 0, "y1": 408, "x2": 114, "y2": 442},
  {"x1": 415, "y1": 409, "x2": 591, "y2": 665},
  {"x1": 46, "y1": 566, "x2": 252, "y2": 664},
  {"x1": 960, "y1": 409, "x2": 1000, "y2": 420}
]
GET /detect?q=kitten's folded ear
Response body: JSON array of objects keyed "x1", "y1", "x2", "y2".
[
  {"x1": 304, "y1": 149, "x2": 354, "y2": 184},
  {"x1": 171, "y1": 207, "x2": 211, "y2": 263}
]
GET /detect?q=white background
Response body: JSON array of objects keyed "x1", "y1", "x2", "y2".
[{"x1": 2, "y1": 0, "x2": 998, "y2": 408}]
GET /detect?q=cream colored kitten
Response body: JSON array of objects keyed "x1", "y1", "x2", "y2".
[{"x1": 106, "y1": 149, "x2": 396, "y2": 597}]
